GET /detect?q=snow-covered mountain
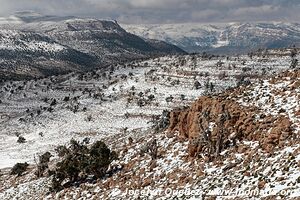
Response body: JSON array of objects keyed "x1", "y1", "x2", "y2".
[
  {"x1": 0, "y1": 13, "x2": 184, "y2": 80},
  {"x1": 0, "y1": 28, "x2": 98, "y2": 80},
  {"x1": 123, "y1": 22, "x2": 300, "y2": 54}
]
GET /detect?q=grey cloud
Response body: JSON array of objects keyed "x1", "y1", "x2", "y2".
[{"x1": 0, "y1": 0, "x2": 299, "y2": 23}]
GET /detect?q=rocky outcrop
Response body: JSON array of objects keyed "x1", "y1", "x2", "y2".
[
  {"x1": 168, "y1": 89, "x2": 295, "y2": 158},
  {"x1": 169, "y1": 96, "x2": 254, "y2": 157}
]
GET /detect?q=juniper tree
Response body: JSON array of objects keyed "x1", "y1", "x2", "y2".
[
  {"x1": 50, "y1": 140, "x2": 117, "y2": 192},
  {"x1": 11, "y1": 163, "x2": 29, "y2": 176}
]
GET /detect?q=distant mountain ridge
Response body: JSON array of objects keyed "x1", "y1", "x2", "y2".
[
  {"x1": 122, "y1": 22, "x2": 300, "y2": 54},
  {"x1": 0, "y1": 29, "x2": 97, "y2": 80},
  {"x1": 0, "y1": 13, "x2": 185, "y2": 80}
]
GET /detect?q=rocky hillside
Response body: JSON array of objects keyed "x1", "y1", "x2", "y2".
[
  {"x1": 0, "y1": 13, "x2": 184, "y2": 80},
  {"x1": 0, "y1": 29, "x2": 98, "y2": 80},
  {"x1": 123, "y1": 22, "x2": 300, "y2": 54},
  {"x1": 19, "y1": 70, "x2": 299, "y2": 200},
  {"x1": 169, "y1": 70, "x2": 300, "y2": 155},
  {"x1": 0, "y1": 48, "x2": 296, "y2": 169},
  {"x1": 0, "y1": 48, "x2": 299, "y2": 199}
]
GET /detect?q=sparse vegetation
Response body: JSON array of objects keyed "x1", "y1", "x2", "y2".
[
  {"x1": 17, "y1": 136, "x2": 26, "y2": 143},
  {"x1": 290, "y1": 58, "x2": 298, "y2": 69},
  {"x1": 139, "y1": 139, "x2": 158, "y2": 160},
  {"x1": 50, "y1": 139, "x2": 117, "y2": 192},
  {"x1": 10, "y1": 162, "x2": 29, "y2": 176},
  {"x1": 35, "y1": 152, "x2": 52, "y2": 177}
]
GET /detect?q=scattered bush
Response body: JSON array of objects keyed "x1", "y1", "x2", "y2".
[
  {"x1": 50, "y1": 139, "x2": 117, "y2": 192},
  {"x1": 290, "y1": 59, "x2": 298, "y2": 69},
  {"x1": 35, "y1": 152, "x2": 52, "y2": 177},
  {"x1": 50, "y1": 99, "x2": 57, "y2": 106},
  {"x1": 165, "y1": 95, "x2": 174, "y2": 103},
  {"x1": 11, "y1": 162, "x2": 29, "y2": 176},
  {"x1": 139, "y1": 139, "x2": 158, "y2": 160},
  {"x1": 86, "y1": 115, "x2": 93, "y2": 122},
  {"x1": 55, "y1": 145, "x2": 70, "y2": 157},
  {"x1": 63, "y1": 96, "x2": 70, "y2": 102},
  {"x1": 193, "y1": 81, "x2": 201, "y2": 90},
  {"x1": 291, "y1": 48, "x2": 297, "y2": 58},
  {"x1": 17, "y1": 136, "x2": 26, "y2": 143},
  {"x1": 180, "y1": 94, "x2": 186, "y2": 101},
  {"x1": 236, "y1": 75, "x2": 251, "y2": 87},
  {"x1": 152, "y1": 110, "x2": 170, "y2": 133},
  {"x1": 148, "y1": 94, "x2": 155, "y2": 101}
]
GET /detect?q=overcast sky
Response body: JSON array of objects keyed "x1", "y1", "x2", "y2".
[{"x1": 0, "y1": 0, "x2": 299, "y2": 24}]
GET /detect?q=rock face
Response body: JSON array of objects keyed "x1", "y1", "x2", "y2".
[
  {"x1": 168, "y1": 95, "x2": 258, "y2": 157},
  {"x1": 167, "y1": 70, "x2": 299, "y2": 158}
]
